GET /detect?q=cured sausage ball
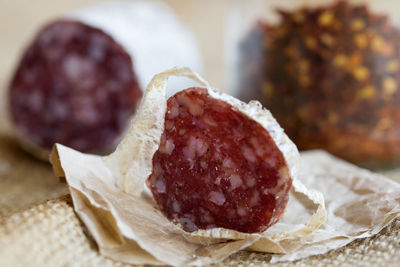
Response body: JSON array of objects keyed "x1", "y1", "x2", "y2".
[
  {"x1": 9, "y1": 20, "x2": 142, "y2": 155},
  {"x1": 147, "y1": 88, "x2": 292, "y2": 233}
]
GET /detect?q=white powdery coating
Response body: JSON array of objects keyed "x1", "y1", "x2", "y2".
[
  {"x1": 69, "y1": 1, "x2": 203, "y2": 97},
  {"x1": 206, "y1": 88, "x2": 300, "y2": 183}
]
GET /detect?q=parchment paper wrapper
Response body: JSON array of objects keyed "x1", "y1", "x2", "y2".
[{"x1": 50, "y1": 68, "x2": 400, "y2": 266}]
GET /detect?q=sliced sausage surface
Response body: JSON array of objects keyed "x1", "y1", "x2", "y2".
[{"x1": 147, "y1": 88, "x2": 292, "y2": 233}]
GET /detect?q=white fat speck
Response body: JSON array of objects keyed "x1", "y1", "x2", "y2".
[
  {"x1": 270, "y1": 216, "x2": 279, "y2": 225},
  {"x1": 153, "y1": 162, "x2": 163, "y2": 177},
  {"x1": 200, "y1": 160, "x2": 208, "y2": 169},
  {"x1": 213, "y1": 150, "x2": 223, "y2": 161},
  {"x1": 237, "y1": 206, "x2": 247, "y2": 216},
  {"x1": 242, "y1": 144, "x2": 257, "y2": 163},
  {"x1": 188, "y1": 101, "x2": 204, "y2": 116},
  {"x1": 88, "y1": 33, "x2": 107, "y2": 61},
  {"x1": 209, "y1": 191, "x2": 226, "y2": 206},
  {"x1": 279, "y1": 166, "x2": 290, "y2": 181},
  {"x1": 194, "y1": 118, "x2": 207, "y2": 129},
  {"x1": 69, "y1": 96, "x2": 99, "y2": 125},
  {"x1": 187, "y1": 136, "x2": 197, "y2": 148},
  {"x1": 63, "y1": 55, "x2": 95, "y2": 82},
  {"x1": 232, "y1": 128, "x2": 245, "y2": 140},
  {"x1": 279, "y1": 181, "x2": 290, "y2": 196},
  {"x1": 229, "y1": 174, "x2": 243, "y2": 190},
  {"x1": 245, "y1": 176, "x2": 256, "y2": 187},
  {"x1": 182, "y1": 146, "x2": 195, "y2": 161},
  {"x1": 264, "y1": 156, "x2": 277, "y2": 169},
  {"x1": 165, "y1": 139, "x2": 175, "y2": 154},
  {"x1": 165, "y1": 120, "x2": 174, "y2": 131},
  {"x1": 178, "y1": 216, "x2": 198, "y2": 232},
  {"x1": 28, "y1": 90, "x2": 43, "y2": 112},
  {"x1": 203, "y1": 115, "x2": 218, "y2": 127},
  {"x1": 155, "y1": 177, "x2": 166, "y2": 193},
  {"x1": 250, "y1": 137, "x2": 265, "y2": 157},
  {"x1": 222, "y1": 157, "x2": 235, "y2": 169},
  {"x1": 76, "y1": 105, "x2": 99, "y2": 125},
  {"x1": 176, "y1": 94, "x2": 204, "y2": 116},
  {"x1": 197, "y1": 140, "x2": 208, "y2": 155},
  {"x1": 159, "y1": 139, "x2": 175, "y2": 155},
  {"x1": 185, "y1": 135, "x2": 206, "y2": 159},
  {"x1": 266, "y1": 167, "x2": 290, "y2": 195},
  {"x1": 249, "y1": 191, "x2": 260, "y2": 207},
  {"x1": 168, "y1": 100, "x2": 179, "y2": 119},
  {"x1": 179, "y1": 129, "x2": 186, "y2": 136},
  {"x1": 50, "y1": 100, "x2": 69, "y2": 120},
  {"x1": 172, "y1": 200, "x2": 181, "y2": 213}
]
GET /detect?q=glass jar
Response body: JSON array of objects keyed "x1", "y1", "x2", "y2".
[{"x1": 228, "y1": 0, "x2": 400, "y2": 168}]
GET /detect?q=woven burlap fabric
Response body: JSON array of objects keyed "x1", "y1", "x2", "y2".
[
  {"x1": 1, "y1": 195, "x2": 400, "y2": 267},
  {"x1": 0, "y1": 196, "x2": 130, "y2": 267}
]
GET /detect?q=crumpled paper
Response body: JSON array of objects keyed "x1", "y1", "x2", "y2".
[{"x1": 50, "y1": 68, "x2": 400, "y2": 266}]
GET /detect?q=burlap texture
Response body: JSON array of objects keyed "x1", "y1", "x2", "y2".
[
  {"x1": 0, "y1": 195, "x2": 399, "y2": 267},
  {"x1": 0, "y1": 133, "x2": 68, "y2": 218}
]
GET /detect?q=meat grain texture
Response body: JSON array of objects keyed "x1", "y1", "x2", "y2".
[
  {"x1": 147, "y1": 88, "x2": 292, "y2": 233},
  {"x1": 9, "y1": 20, "x2": 142, "y2": 156}
]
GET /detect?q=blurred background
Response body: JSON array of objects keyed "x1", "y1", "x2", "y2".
[{"x1": 0, "y1": 0, "x2": 230, "y2": 134}]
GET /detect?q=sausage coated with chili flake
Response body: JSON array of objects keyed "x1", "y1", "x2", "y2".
[
  {"x1": 238, "y1": 0, "x2": 400, "y2": 167},
  {"x1": 146, "y1": 88, "x2": 292, "y2": 233},
  {"x1": 9, "y1": 20, "x2": 142, "y2": 156}
]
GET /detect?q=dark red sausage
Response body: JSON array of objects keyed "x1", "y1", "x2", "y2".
[
  {"x1": 9, "y1": 20, "x2": 142, "y2": 154},
  {"x1": 146, "y1": 88, "x2": 292, "y2": 233}
]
